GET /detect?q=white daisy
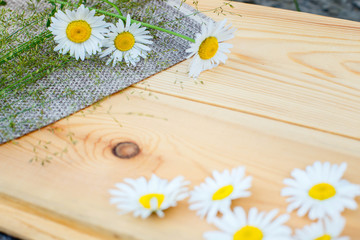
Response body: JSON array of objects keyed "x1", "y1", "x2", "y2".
[
  {"x1": 186, "y1": 19, "x2": 235, "y2": 79},
  {"x1": 100, "y1": 14, "x2": 153, "y2": 66},
  {"x1": 282, "y1": 161, "x2": 360, "y2": 220},
  {"x1": 109, "y1": 174, "x2": 189, "y2": 218},
  {"x1": 294, "y1": 216, "x2": 349, "y2": 240},
  {"x1": 204, "y1": 207, "x2": 292, "y2": 240},
  {"x1": 48, "y1": 4, "x2": 109, "y2": 60},
  {"x1": 189, "y1": 166, "x2": 252, "y2": 222}
]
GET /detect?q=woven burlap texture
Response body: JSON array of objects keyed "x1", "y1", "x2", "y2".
[{"x1": 0, "y1": 0, "x2": 210, "y2": 144}]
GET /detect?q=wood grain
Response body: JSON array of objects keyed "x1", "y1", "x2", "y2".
[
  {"x1": 0, "y1": 88, "x2": 360, "y2": 239},
  {"x1": 0, "y1": 194, "x2": 112, "y2": 240},
  {"x1": 1, "y1": 1, "x2": 360, "y2": 239},
  {"x1": 136, "y1": 0, "x2": 360, "y2": 140}
]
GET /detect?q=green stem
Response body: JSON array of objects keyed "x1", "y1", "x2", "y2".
[
  {"x1": 1, "y1": 62, "x2": 49, "y2": 96},
  {"x1": 98, "y1": 0, "x2": 122, "y2": 16},
  {"x1": 48, "y1": 0, "x2": 195, "y2": 43},
  {"x1": 0, "y1": 31, "x2": 52, "y2": 65},
  {"x1": 293, "y1": 0, "x2": 301, "y2": 12},
  {"x1": 6, "y1": 18, "x2": 43, "y2": 41},
  {"x1": 0, "y1": 58, "x2": 70, "y2": 98}
]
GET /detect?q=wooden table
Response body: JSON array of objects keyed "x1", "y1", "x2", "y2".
[{"x1": 1, "y1": 1, "x2": 360, "y2": 239}]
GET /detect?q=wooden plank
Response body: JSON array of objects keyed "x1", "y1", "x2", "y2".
[
  {"x1": 0, "y1": 88, "x2": 359, "y2": 239},
  {"x1": 1, "y1": 1, "x2": 360, "y2": 239},
  {"x1": 0, "y1": 194, "x2": 113, "y2": 240},
  {"x1": 135, "y1": 0, "x2": 360, "y2": 140}
]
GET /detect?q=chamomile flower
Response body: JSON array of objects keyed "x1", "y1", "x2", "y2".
[
  {"x1": 189, "y1": 166, "x2": 252, "y2": 222},
  {"x1": 109, "y1": 174, "x2": 189, "y2": 218},
  {"x1": 186, "y1": 19, "x2": 235, "y2": 79},
  {"x1": 48, "y1": 5, "x2": 109, "y2": 60},
  {"x1": 294, "y1": 216, "x2": 349, "y2": 240},
  {"x1": 100, "y1": 14, "x2": 153, "y2": 66},
  {"x1": 204, "y1": 207, "x2": 292, "y2": 240},
  {"x1": 282, "y1": 161, "x2": 360, "y2": 220}
]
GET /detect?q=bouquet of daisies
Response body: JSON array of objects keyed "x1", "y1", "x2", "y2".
[
  {"x1": 47, "y1": 0, "x2": 235, "y2": 78},
  {"x1": 0, "y1": 0, "x2": 235, "y2": 143}
]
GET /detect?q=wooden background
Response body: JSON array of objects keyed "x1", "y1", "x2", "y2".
[{"x1": 1, "y1": 0, "x2": 360, "y2": 239}]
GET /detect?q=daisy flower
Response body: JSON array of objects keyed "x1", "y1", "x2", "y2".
[
  {"x1": 294, "y1": 216, "x2": 349, "y2": 240},
  {"x1": 204, "y1": 207, "x2": 292, "y2": 240},
  {"x1": 109, "y1": 174, "x2": 189, "y2": 218},
  {"x1": 100, "y1": 14, "x2": 153, "y2": 66},
  {"x1": 48, "y1": 4, "x2": 109, "y2": 60},
  {"x1": 186, "y1": 19, "x2": 235, "y2": 79},
  {"x1": 189, "y1": 166, "x2": 252, "y2": 222},
  {"x1": 281, "y1": 161, "x2": 360, "y2": 220}
]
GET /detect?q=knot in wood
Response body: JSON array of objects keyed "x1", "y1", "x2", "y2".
[{"x1": 112, "y1": 142, "x2": 140, "y2": 159}]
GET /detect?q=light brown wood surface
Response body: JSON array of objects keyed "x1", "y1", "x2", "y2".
[{"x1": 1, "y1": 1, "x2": 360, "y2": 239}]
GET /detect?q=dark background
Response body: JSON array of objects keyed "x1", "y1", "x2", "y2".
[
  {"x1": 1, "y1": 0, "x2": 359, "y2": 239},
  {"x1": 0, "y1": 235, "x2": 19, "y2": 240},
  {"x1": 234, "y1": 0, "x2": 360, "y2": 21}
]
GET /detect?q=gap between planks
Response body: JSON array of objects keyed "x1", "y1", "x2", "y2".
[
  {"x1": 132, "y1": 85, "x2": 360, "y2": 141},
  {"x1": 0, "y1": 193, "x2": 132, "y2": 240}
]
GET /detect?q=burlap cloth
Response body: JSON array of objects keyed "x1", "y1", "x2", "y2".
[{"x1": 0, "y1": 0, "x2": 210, "y2": 144}]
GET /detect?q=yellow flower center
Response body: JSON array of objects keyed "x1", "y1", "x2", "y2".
[
  {"x1": 114, "y1": 32, "x2": 135, "y2": 51},
  {"x1": 308, "y1": 183, "x2": 336, "y2": 200},
  {"x1": 198, "y1": 36, "x2": 219, "y2": 60},
  {"x1": 66, "y1": 20, "x2": 92, "y2": 43},
  {"x1": 315, "y1": 234, "x2": 332, "y2": 240},
  {"x1": 233, "y1": 226, "x2": 263, "y2": 240},
  {"x1": 139, "y1": 193, "x2": 165, "y2": 209},
  {"x1": 212, "y1": 185, "x2": 234, "y2": 200}
]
